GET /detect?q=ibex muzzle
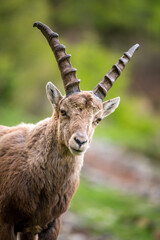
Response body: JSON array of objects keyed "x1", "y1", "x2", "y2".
[{"x1": 70, "y1": 131, "x2": 88, "y2": 155}]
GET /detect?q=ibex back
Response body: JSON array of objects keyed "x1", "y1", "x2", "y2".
[{"x1": 0, "y1": 22, "x2": 139, "y2": 240}]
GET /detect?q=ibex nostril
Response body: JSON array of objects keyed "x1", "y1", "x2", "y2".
[{"x1": 74, "y1": 137, "x2": 87, "y2": 148}]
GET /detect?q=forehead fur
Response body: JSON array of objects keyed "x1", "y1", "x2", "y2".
[{"x1": 60, "y1": 91, "x2": 102, "y2": 110}]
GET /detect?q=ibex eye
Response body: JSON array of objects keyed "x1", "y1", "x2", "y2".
[
  {"x1": 60, "y1": 110, "x2": 67, "y2": 117},
  {"x1": 96, "y1": 118, "x2": 102, "y2": 124}
]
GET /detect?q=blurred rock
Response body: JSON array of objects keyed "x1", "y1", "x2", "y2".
[{"x1": 84, "y1": 140, "x2": 160, "y2": 203}]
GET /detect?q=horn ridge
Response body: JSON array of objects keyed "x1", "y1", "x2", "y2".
[
  {"x1": 33, "y1": 21, "x2": 80, "y2": 96},
  {"x1": 93, "y1": 44, "x2": 139, "y2": 100},
  {"x1": 58, "y1": 54, "x2": 71, "y2": 64}
]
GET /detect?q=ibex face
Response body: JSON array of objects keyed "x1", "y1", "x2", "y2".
[
  {"x1": 34, "y1": 21, "x2": 139, "y2": 155},
  {"x1": 47, "y1": 83, "x2": 120, "y2": 155},
  {"x1": 59, "y1": 92, "x2": 102, "y2": 155}
]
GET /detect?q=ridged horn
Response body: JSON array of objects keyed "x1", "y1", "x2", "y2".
[
  {"x1": 93, "y1": 44, "x2": 139, "y2": 100},
  {"x1": 33, "y1": 21, "x2": 80, "y2": 96}
]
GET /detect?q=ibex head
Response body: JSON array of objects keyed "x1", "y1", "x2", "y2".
[{"x1": 34, "y1": 22, "x2": 139, "y2": 156}]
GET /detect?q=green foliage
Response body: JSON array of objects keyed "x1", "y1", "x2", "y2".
[
  {"x1": 0, "y1": 0, "x2": 51, "y2": 114},
  {"x1": 0, "y1": 55, "x2": 15, "y2": 103},
  {"x1": 49, "y1": 0, "x2": 160, "y2": 41},
  {"x1": 70, "y1": 38, "x2": 128, "y2": 94},
  {"x1": 71, "y1": 179, "x2": 160, "y2": 240},
  {"x1": 0, "y1": 104, "x2": 39, "y2": 126}
]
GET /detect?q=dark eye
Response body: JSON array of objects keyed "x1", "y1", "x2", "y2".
[
  {"x1": 60, "y1": 109, "x2": 67, "y2": 117},
  {"x1": 96, "y1": 118, "x2": 102, "y2": 124}
]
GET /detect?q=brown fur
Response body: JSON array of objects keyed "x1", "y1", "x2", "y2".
[{"x1": 0, "y1": 91, "x2": 109, "y2": 240}]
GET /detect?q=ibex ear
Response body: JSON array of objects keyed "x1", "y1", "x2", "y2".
[
  {"x1": 102, "y1": 97, "x2": 120, "y2": 118},
  {"x1": 46, "y1": 82, "x2": 63, "y2": 106}
]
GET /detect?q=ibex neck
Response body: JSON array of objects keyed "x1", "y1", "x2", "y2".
[
  {"x1": 44, "y1": 116, "x2": 84, "y2": 186},
  {"x1": 27, "y1": 115, "x2": 83, "y2": 188}
]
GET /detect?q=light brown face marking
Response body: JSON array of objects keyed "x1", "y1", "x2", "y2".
[
  {"x1": 60, "y1": 92, "x2": 102, "y2": 115},
  {"x1": 58, "y1": 91, "x2": 103, "y2": 155}
]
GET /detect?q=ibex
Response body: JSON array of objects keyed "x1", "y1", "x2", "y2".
[{"x1": 0, "y1": 21, "x2": 139, "y2": 240}]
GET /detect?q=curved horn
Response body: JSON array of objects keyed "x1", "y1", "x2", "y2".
[
  {"x1": 93, "y1": 44, "x2": 139, "y2": 100},
  {"x1": 33, "y1": 21, "x2": 80, "y2": 96}
]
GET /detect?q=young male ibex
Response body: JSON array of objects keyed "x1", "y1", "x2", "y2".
[{"x1": 0, "y1": 21, "x2": 139, "y2": 240}]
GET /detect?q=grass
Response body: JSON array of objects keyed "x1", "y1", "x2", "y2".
[{"x1": 70, "y1": 179, "x2": 160, "y2": 240}]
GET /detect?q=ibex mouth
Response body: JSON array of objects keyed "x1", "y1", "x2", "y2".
[{"x1": 70, "y1": 146, "x2": 85, "y2": 156}]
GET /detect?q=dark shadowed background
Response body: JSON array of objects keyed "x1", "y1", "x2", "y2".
[{"x1": 0, "y1": 0, "x2": 160, "y2": 239}]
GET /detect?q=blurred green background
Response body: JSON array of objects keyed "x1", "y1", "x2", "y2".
[{"x1": 0, "y1": 0, "x2": 160, "y2": 239}]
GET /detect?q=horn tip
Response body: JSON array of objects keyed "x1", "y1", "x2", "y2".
[
  {"x1": 33, "y1": 21, "x2": 41, "y2": 28},
  {"x1": 129, "y1": 43, "x2": 140, "y2": 54},
  {"x1": 127, "y1": 43, "x2": 140, "y2": 58},
  {"x1": 134, "y1": 43, "x2": 140, "y2": 50}
]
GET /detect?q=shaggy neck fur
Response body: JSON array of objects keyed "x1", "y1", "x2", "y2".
[{"x1": 26, "y1": 114, "x2": 83, "y2": 194}]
